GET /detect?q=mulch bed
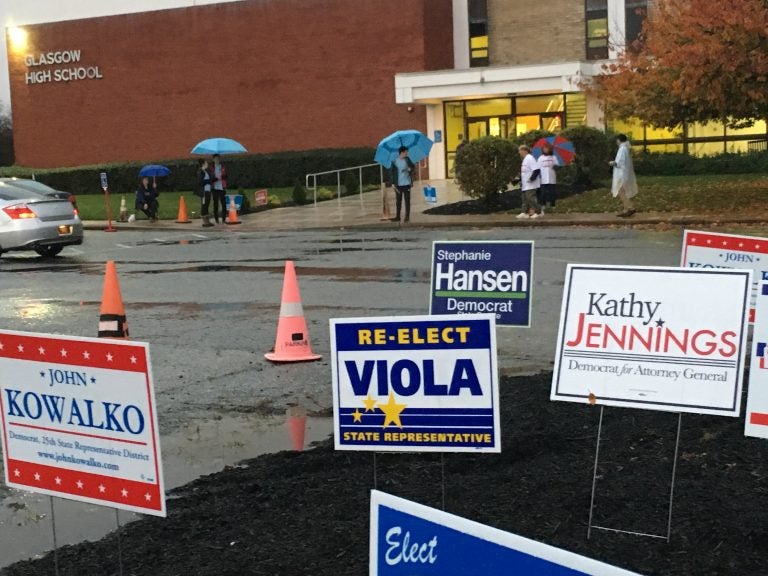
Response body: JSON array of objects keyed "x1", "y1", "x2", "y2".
[
  {"x1": 424, "y1": 189, "x2": 523, "y2": 215},
  {"x1": 4, "y1": 373, "x2": 768, "y2": 576}
]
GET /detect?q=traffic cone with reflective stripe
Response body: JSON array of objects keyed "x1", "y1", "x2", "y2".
[
  {"x1": 175, "y1": 195, "x2": 192, "y2": 223},
  {"x1": 98, "y1": 261, "x2": 129, "y2": 339},
  {"x1": 286, "y1": 407, "x2": 307, "y2": 451},
  {"x1": 265, "y1": 261, "x2": 321, "y2": 362},
  {"x1": 225, "y1": 196, "x2": 241, "y2": 225},
  {"x1": 118, "y1": 195, "x2": 128, "y2": 222}
]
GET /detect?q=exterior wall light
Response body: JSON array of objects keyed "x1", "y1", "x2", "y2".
[{"x1": 8, "y1": 26, "x2": 29, "y2": 53}]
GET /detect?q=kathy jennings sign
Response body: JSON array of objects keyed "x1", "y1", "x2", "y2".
[{"x1": 551, "y1": 265, "x2": 751, "y2": 416}]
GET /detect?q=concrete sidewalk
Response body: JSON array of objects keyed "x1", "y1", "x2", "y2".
[{"x1": 83, "y1": 180, "x2": 767, "y2": 232}]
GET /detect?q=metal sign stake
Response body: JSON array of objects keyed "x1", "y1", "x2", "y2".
[
  {"x1": 49, "y1": 496, "x2": 60, "y2": 576},
  {"x1": 588, "y1": 408, "x2": 683, "y2": 542}
]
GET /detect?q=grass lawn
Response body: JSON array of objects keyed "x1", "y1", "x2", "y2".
[
  {"x1": 75, "y1": 187, "x2": 293, "y2": 220},
  {"x1": 556, "y1": 173, "x2": 768, "y2": 213}
]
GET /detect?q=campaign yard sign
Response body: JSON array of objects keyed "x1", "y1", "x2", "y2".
[
  {"x1": 745, "y1": 274, "x2": 768, "y2": 438},
  {"x1": 370, "y1": 490, "x2": 642, "y2": 576},
  {"x1": 330, "y1": 314, "x2": 500, "y2": 452},
  {"x1": 551, "y1": 265, "x2": 751, "y2": 416},
  {"x1": 430, "y1": 241, "x2": 533, "y2": 327},
  {"x1": 0, "y1": 330, "x2": 165, "y2": 516},
  {"x1": 682, "y1": 229, "x2": 768, "y2": 322}
]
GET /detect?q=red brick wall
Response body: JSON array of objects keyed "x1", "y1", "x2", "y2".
[{"x1": 7, "y1": 0, "x2": 453, "y2": 168}]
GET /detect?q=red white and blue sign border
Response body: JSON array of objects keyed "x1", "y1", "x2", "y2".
[{"x1": 0, "y1": 329, "x2": 165, "y2": 516}]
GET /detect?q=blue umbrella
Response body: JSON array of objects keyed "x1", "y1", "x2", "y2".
[
  {"x1": 138, "y1": 164, "x2": 171, "y2": 178},
  {"x1": 191, "y1": 137, "x2": 247, "y2": 155},
  {"x1": 374, "y1": 130, "x2": 433, "y2": 168}
]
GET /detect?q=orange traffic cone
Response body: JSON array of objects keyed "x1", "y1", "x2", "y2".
[
  {"x1": 225, "y1": 196, "x2": 241, "y2": 225},
  {"x1": 265, "y1": 261, "x2": 321, "y2": 363},
  {"x1": 286, "y1": 407, "x2": 307, "y2": 451},
  {"x1": 98, "y1": 261, "x2": 129, "y2": 339},
  {"x1": 175, "y1": 195, "x2": 191, "y2": 223}
]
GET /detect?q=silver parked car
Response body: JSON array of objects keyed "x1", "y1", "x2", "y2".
[{"x1": 0, "y1": 181, "x2": 83, "y2": 257}]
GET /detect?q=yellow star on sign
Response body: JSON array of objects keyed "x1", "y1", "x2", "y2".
[
  {"x1": 362, "y1": 395, "x2": 377, "y2": 412},
  {"x1": 351, "y1": 409, "x2": 363, "y2": 423},
  {"x1": 377, "y1": 392, "x2": 407, "y2": 429}
]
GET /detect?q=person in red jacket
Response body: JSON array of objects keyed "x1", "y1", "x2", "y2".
[{"x1": 211, "y1": 154, "x2": 228, "y2": 223}]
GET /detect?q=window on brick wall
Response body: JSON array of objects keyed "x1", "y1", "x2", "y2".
[
  {"x1": 586, "y1": 0, "x2": 609, "y2": 60},
  {"x1": 468, "y1": 0, "x2": 489, "y2": 67},
  {"x1": 625, "y1": 0, "x2": 648, "y2": 52}
]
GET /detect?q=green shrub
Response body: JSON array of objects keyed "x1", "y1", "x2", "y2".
[
  {"x1": 455, "y1": 136, "x2": 518, "y2": 204},
  {"x1": 317, "y1": 188, "x2": 335, "y2": 201},
  {"x1": 343, "y1": 171, "x2": 359, "y2": 195},
  {"x1": 510, "y1": 129, "x2": 555, "y2": 148},
  {"x1": 0, "y1": 147, "x2": 377, "y2": 196},
  {"x1": 267, "y1": 195, "x2": 282, "y2": 206},
  {"x1": 559, "y1": 126, "x2": 613, "y2": 187},
  {"x1": 633, "y1": 151, "x2": 768, "y2": 176},
  {"x1": 292, "y1": 180, "x2": 307, "y2": 205}
]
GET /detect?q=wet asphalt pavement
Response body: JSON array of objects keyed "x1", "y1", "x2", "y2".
[{"x1": 0, "y1": 225, "x2": 683, "y2": 567}]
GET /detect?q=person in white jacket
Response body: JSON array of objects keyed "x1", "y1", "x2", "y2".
[
  {"x1": 516, "y1": 145, "x2": 542, "y2": 219},
  {"x1": 536, "y1": 142, "x2": 560, "y2": 211},
  {"x1": 609, "y1": 134, "x2": 638, "y2": 217}
]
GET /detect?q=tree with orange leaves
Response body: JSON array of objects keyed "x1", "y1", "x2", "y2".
[{"x1": 590, "y1": 0, "x2": 768, "y2": 129}]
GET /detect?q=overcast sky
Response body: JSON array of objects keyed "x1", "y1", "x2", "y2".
[{"x1": 1, "y1": 0, "x2": 241, "y2": 115}]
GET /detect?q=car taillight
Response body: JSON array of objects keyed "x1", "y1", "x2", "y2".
[{"x1": 3, "y1": 204, "x2": 38, "y2": 219}]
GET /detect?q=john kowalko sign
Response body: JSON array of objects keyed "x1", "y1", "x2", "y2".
[{"x1": 24, "y1": 49, "x2": 103, "y2": 85}]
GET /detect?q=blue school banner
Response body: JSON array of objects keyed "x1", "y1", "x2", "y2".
[
  {"x1": 430, "y1": 241, "x2": 533, "y2": 327},
  {"x1": 330, "y1": 314, "x2": 499, "y2": 453},
  {"x1": 370, "y1": 491, "x2": 642, "y2": 576}
]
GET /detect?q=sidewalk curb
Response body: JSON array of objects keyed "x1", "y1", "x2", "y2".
[{"x1": 82, "y1": 213, "x2": 766, "y2": 233}]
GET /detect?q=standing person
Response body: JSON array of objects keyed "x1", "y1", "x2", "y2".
[
  {"x1": 135, "y1": 176, "x2": 159, "y2": 222},
  {"x1": 390, "y1": 146, "x2": 415, "y2": 223},
  {"x1": 516, "y1": 145, "x2": 542, "y2": 219},
  {"x1": 610, "y1": 134, "x2": 638, "y2": 217},
  {"x1": 537, "y1": 143, "x2": 560, "y2": 212},
  {"x1": 211, "y1": 154, "x2": 228, "y2": 224},
  {"x1": 196, "y1": 159, "x2": 214, "y2": 227}
]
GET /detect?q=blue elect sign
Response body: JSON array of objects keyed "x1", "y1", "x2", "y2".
[
  {"x1": 370, "y1": 491, "x2": 642, "y2": 576},
  {"x1": 330, "y1": 314, "x2": 499, "y2": 453},
  {"x1": 100, "y1": 172, "x2": 108, "y2": 190},
  {"x1": 430, "y1": 241, "x2": 533, "y2": 327}
]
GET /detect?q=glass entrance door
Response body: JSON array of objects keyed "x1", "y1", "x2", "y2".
[{"x1": 467, "y1": 120, "x2": 488, "y2": 140}]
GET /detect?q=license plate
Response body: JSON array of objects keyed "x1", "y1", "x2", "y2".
[{"x1": 57, "y1": 225, "x2": 72, "y2": 235}]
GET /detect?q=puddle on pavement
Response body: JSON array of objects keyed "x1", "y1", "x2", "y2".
[{"x1": 0, "y1": 414, "x2": 333, "y2": 569}]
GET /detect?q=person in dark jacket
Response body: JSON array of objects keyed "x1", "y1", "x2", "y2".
[
  {"x1": 389, "y1": 146, "x2": 415, "y2": 223},
  {"x1": 211, "y1": 154, "x2": 228, "y2": 224},
  {"x1": 135, "y1": 177, "x2": 158, "y2": 221},
  {"x1": 196, "y1": 159, "x2": 214, "y2": 227}
]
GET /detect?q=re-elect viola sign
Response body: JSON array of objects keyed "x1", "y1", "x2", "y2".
[
  {"x1": 370, "y1": 491, "x2": 642, "y2": 576},
  {"x1": 551, "y1": 265, "x2": 751, "y2": 416},
  {"x1": 682, "y1": 230, "x2": 768, "y2": 322},
  {"x1": 0, "y1": 330, "x2": 165, "y2": 516},
  {"x1": 330, "y1": 314, "x2": 499, "y2": 452},
  {"x1": 430, "y1": 241, "x2": 533, "y2": 327}
]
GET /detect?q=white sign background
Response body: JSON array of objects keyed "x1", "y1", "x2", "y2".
[
  {"x1": 0, "y1": 329, "x2": 165, "y2": 516},
  {"x1": 681, "y1": 229, "x2": 768, "y2": 322},
  {"x1": 551, "y1": 265, "x2": 751, "y2": 416},
  {"x1": 746, "y1": 278, "x2": 768, "y2": 438}
]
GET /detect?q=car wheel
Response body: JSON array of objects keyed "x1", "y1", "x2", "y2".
[{"x1": 34, "y1": 245, "x2": 64, "y2": 258}]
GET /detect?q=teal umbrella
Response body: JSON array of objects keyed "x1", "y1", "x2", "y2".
[
  {"x1": 374, "y1": 130, "x2": 433, "y2": 168},
  {"x1": 191, "y1": 138, "x2": 247, "y2": 155}
]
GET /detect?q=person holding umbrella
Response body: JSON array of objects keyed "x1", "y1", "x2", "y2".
[
  {"x1": 390, "y1": 146, "x2": 415, "y2": 223},
  {"x1": 196, "y1": 159, "x2": 214, "y2": 227},
  {"x1": 211, "y1": 154, "x2": 228, "y2": 224},
  {"x1": 536, "y1": 142, "x2": 560, "y2": 211},
  {"x1": 135, "y1": 176, "x2": 159, "y2": 222}
]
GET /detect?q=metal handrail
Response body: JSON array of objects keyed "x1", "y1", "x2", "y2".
[
  {"x1": 305, "y1": 161, "x2": 425, "y2": 207},
  {"x1": 305, "y1": 163, "x2": 384, "y2": 207}
]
